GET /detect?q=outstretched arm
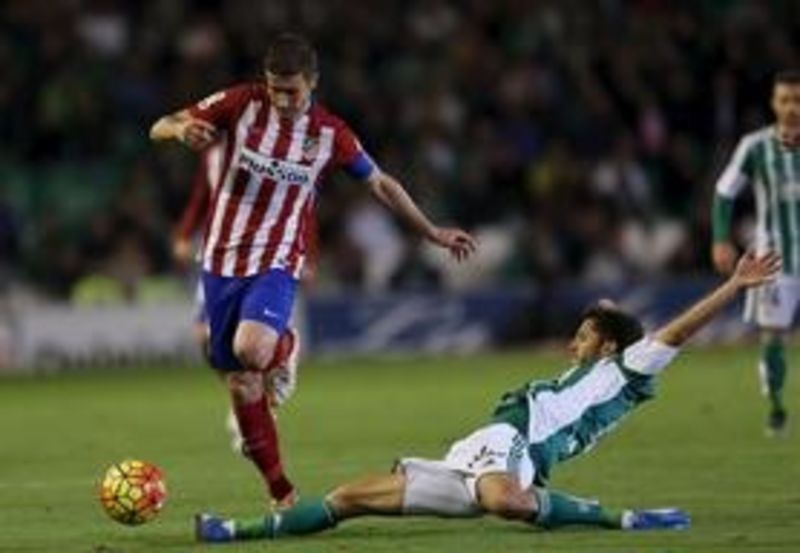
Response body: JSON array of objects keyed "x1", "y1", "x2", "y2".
[
  {"x1": 655, "y1": 252, "x2": 781, "y2": 347},
  {"x1": 367, "y1": 171, "x2": 477, "y2": 261}
]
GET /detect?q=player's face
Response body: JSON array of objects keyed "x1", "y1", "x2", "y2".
[
  {"x1": 265, "y1": 72, "x2": 317, "y2": 119},
  {"x1": 772, "y1": 83, "x2": 800, "y2": 132},
  {"x1": 568, "y1": 319, "x2": 615, "y2": 365}
]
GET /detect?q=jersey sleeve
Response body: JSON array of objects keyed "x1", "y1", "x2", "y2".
[
  {"x1": 331, "y1": 122, "x2": 378, "y2": 180},
  {"x1": 621, "y1": 336, "x2": 679, "y2": 376},
  {"x1": 187, "y1": 84, "x2": 250, "y2": 132},
  {"x1": 712, "y1": 135, "x2": 757, "y2": 242},
  {"x1": 715, "y1": 135, "x2": 757, "y2": 199}
]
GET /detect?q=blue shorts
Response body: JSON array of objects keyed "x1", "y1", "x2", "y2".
[{"x1": 202, "y1": 269, "x2": 298, "y2": 372}]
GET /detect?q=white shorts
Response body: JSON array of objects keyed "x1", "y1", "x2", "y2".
[
  {"x1": 397, "y1": 423, "x2": 534, "y2": 515},
  {"x1": 744, "y1": 275, "x2": 800, "y2": 329},
  {"x1": 442, "y1": 423, "x2": 534, "y2": 501}
]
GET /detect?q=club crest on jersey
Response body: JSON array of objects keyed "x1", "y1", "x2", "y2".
[
  {"x1": 239, "y1": 147, "x2": 313, "y2": 185},
  {"x1": 301, "y1": 137, "x2": 320, "y2": 162}
]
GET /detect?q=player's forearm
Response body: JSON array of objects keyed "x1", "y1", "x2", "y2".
[
  {"x1": 149, "y1": 112, "x2": 187, "y2": 142},
  {"x1": 712, "y1": 195, "x2": 735, "y2": 243},
  {"x1": 654, "y1": 278, "x2": 742, "y2": 347},
  {"x1": 369, "y1": 173, "x2": 437, "y2": 240}
]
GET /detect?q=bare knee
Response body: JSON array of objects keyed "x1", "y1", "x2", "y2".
[
  {"x1": 226, "y1": 371, "x2": 264, "y2": 404},
  {"x1": 326, "y1": 474, "x2": 406, "y2": 519},
  {"x1": 477, "y1": 474, "x2": 537, "y2": 521},
  {"x1": 233, "y1": 322, "x2": 278, "y2": 370},
  {"x1": 327, "y1": 484, "x2": 361, "y2": 514}
]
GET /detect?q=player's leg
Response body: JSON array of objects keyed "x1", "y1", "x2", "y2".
[
  {"x1": 476, "y1": 474, "x2": 688, "y2": 531},
  {"x1": 264, "y1": 325, "x2": 301, "y2": 407},
  {"x1": 225, "y1": 368, "x2": 294, "y2": 503},
  {"x1": 193, "y1": 321, "x2": 210, "y2": 361},
  {"x1": 196, "y1": 454, "x2": 491, "y2": 543},
  {"x1": 228, "y1": 269, "x2": 299, "y2": 504},
  {"x1": 449, "y1": 424, "x2": 688, "y2": 532},
  {"x1": 196, "y1": 432, "x2": 487, "y2": 543},
  {"x1": 745, "y1": 277, "x2": 795, "y2": 434},
  {"x1": 476, "y1": 474, "x2": 617, "y2": 528},
  {"x1": 196, "y1": 472, "x2": 406, "y2": 542},
  {"x1": 192, "y1": 278, "x2": 211, "y2": 361},
  {"x1": 226, "y1": 326, "x2": 300, "y2": 455},
  {"x1": 203, "y1": 270, "x2": 297, "y2": 504},
  {"x1": 759, "y1": 329, "x2": 788, "y2": 433}
]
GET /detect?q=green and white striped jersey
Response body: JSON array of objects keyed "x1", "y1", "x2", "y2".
[
  {"x1": 713, "y1": 126, "x2": 800, "y2": 274},
  {"x1": 492, "y1": 338, "x2": 677, "y2": 485}
]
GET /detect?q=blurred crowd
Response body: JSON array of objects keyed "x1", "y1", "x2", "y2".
[{"x1": 1, "y1": 0, "x2": 798, "y2": 301}]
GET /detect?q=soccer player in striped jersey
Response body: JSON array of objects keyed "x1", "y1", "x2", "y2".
[
  {"x1": 712, "y1": 70, "x2": 800, "y2": 435},
  {"x1": 150, "y1": 33, "x2": 477, "y2": 509},
  {"x1": 195, "y1": 251, "x2": 781, "y2": 542},
  {"x1": 171, "y1": 140, "x2": 301, "y2": 455}
]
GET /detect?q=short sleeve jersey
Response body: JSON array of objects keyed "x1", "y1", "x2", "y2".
[
  {"x1": 714, "y1": 126, "x2": 800, "y2": 274},
  {"x1": 492, "y1": 337, "x2": 678, "y2": 484},
  {"x1": 185, "y1": 83, "x2": 377, "y2": 277}
]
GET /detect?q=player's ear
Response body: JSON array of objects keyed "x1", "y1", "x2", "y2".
[{"x1": 306, "y1": 72, "x2": 319, "y2": 91}]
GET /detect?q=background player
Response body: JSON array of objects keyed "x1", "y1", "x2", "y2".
[
  {"x1": 172, "y1": 141, "x2": 221, "y2": 356},
  {"x1": 711, "y1": 70, "x2": 800, "y2": 435},
  {"x1": 150, "y1": 33, "x2": 477, "y2": 508},
  {"x1": 196, "y1": 250, "x2": 781, "y2": 542}
]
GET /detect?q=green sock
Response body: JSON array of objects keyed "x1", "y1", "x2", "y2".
[
  {"x1": 233, "y1": 516, "x2": 270, "y2": 540},
  {"x1": 762, "y1": 339, "x2": 786, "y2": 412},
  {"x1": 231, "y1": 499, "x2": 337, "y2": 540},
  {"x1": 532, "y1": 487, "x2": 622, "y2": 529},
  {"x1": 268, "y1": 498, "x2": 338, "y2": 538}
]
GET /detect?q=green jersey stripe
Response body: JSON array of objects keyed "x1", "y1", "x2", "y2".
[
  {"x1": 781, "y1": 148, "x2": 800, "y2": 273},
  {"x1": 793, "y1": 152, "x2": 800, "y2": 272},
  {"x1": 760, "y1": 141, "x2": 781, "y2": 262},
  {"x1": 765, "y1": 141, "x2": 793, "y2": 271}
]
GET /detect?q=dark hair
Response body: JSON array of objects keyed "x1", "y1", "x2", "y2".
[
  {"x1": 581, "y1": 304, "x2": 643, "y2": 353},
  {"x1": 774, "y1": 70, "x2": 800, "y2": 86},
  {"x1": 264, "y1": 33, "x2": 318, "y2": 78}
]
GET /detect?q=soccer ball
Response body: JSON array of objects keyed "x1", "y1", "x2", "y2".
[{"x1": 98, "y1": 460, "x2": 167, "y2": 525}]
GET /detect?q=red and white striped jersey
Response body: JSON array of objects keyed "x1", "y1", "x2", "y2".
[{"x1": 187, "y1": 83, "x2": 376, "y2": 278}]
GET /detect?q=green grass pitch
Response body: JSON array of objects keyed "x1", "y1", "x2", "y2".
[{"x1": 1, "y1": 345, "x2": 799, "y2": 552}]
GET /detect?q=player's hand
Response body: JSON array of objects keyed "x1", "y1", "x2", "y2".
[
  {"x1": 172, "y1": 237, "x2": 194, "y2": 268},
  {"x1": 730, "y1": 250, "x2": 781, "y2": 289},
  {"x1": 712, "y1": 242, "x2": 738, "y2": 274},
  {"x1": 430, "y1": 227, "x2": 478, "y2": 262},
  {"x1": 177, "y1": 118, "x2": 217, "y2": 150}
]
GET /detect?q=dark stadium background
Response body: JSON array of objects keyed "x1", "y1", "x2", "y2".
[
  {"x1": 0, "y1": 0, "x2": 798, "y2": 366},
  {"x1": 1, "y1": 3, "x2": 799, "y2": 552}
]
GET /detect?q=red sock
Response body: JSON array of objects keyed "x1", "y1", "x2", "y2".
[{"x1": 232, "y1": 394, "x2": 294, "y2": 501}]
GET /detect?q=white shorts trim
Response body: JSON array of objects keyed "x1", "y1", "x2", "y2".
[{"x1": 743, "y1": 276, "x2": 800, "y2": 329}]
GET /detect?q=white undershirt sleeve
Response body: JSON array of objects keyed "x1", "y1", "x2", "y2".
[
  {"x1": 622, "y1": 336, "x2": 680, "y2": 375},
  {"x1": 715, "y1": 135, "x2": 754, "y2": 199}
]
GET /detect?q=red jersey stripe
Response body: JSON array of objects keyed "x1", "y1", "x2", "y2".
[
  {"x1": 208, "y1": 101, "x2": 270, "y2": 273},
  {"x1": 231, "y1": 110, "x2": 296, "y2": 276}
]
